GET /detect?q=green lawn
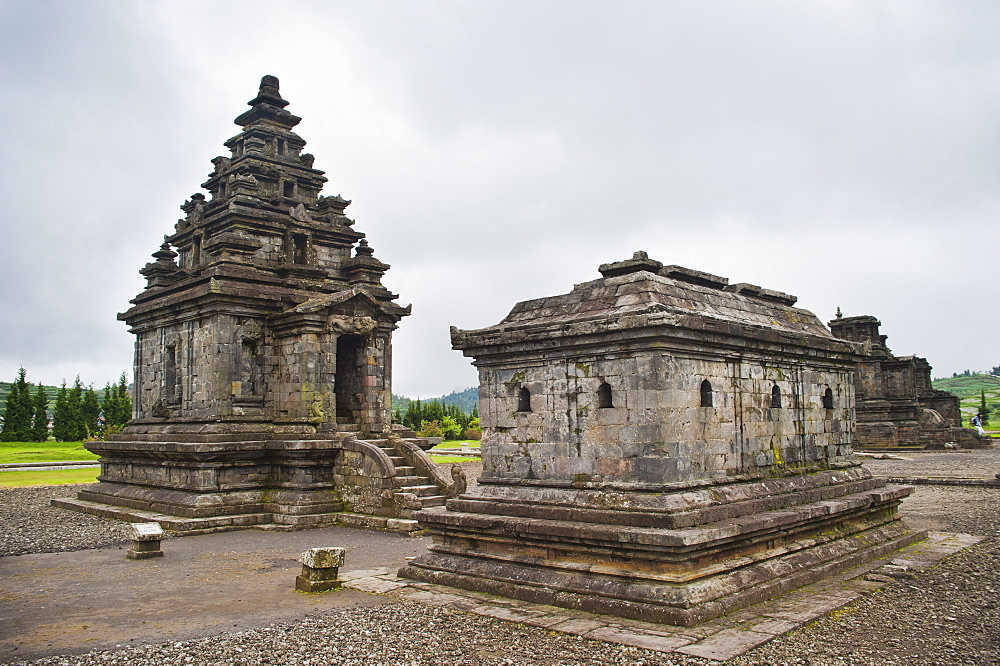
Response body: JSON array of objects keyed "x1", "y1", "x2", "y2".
[
  {"x1": 429, "y1": 455, "x2": 479, "y2": 463},
  {"x1": 431, "y1": 440, "x2": 481, "y2": 450},
  {"x1": 0, "y1": 468, "x2": 99, "y2": 487},
  {"x1": 0, "y1": 441, "x2": 98, "y2": 464}
]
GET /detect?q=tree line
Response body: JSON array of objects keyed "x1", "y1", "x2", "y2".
[
  {"x1": 948, "y1": 368, "x2": 1000, "y2": 378},
  {"x1": 393, "y1": 398, "x2": 481, "y2": 440},
  {"x1": 0, "y1": 368, "x2": 132, "y2": 442}
]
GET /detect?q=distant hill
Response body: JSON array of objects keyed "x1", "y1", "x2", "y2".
[
  {"x1": 0, "y1": 382, "x2": 68, "y2": 411},
  {"x1": 932, "y1": 374, "x2": 1000, "y2": 425},
  {"x1": 393, "y1": 387, "x2": 478, "y2": 414},
  {"x1": 931, "y1": 374, "x2": 1000, "y2": 399}
]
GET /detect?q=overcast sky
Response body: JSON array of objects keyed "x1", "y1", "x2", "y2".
[{"x1": 1, "y1": 0, "x2": 997, "y2": 397}]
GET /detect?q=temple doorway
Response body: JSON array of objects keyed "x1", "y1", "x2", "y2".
[{"x1": 335, "y1": 334, "x2": 365, "y2": 423}]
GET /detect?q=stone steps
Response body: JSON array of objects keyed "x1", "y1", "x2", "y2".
[
  {"x1": 366, "y1": 439, "x2": 450, "y2": 510},
  {"x1": 396, "y1": 481, "x2": 443, "y2": 495}
]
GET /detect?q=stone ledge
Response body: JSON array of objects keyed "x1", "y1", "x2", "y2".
[
  {"x1": 51, "y1": 498, "x2": 422, "y2": 536},
  {"x1": 365, "y1": 531, "x2": 981, "y2": 661},
  {"x1": 886, "y1": 476, "x2": 1000, "y2": 488},
  {"x1": 335, "y1": 513, "x2": 420, "y2": 533}
]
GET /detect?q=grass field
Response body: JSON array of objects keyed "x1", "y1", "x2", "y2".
[
  {"x1": 932, "y1": 374, "x2": 1000, "y2": 426},
  {"x1": 0, "y1": 468, "x2": 99, "y2": 487},
  {"x1": 429, "y1": 455, "x2": 479, "y2": 463},
  {"x1": 430, "y1": 440, "x2": 480, "y2": 463},
  {"x1": 430, "y1": 440, "x2": 481, "y2": 450},
  {"x1": 0, "y1": 441, "x2": 98, "y2": 464}
]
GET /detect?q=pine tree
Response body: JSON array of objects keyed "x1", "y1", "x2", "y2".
[
  {"x1": 980, "y1": 389, "x2": 991, "y2": 425},
  {"x1": 31, "y1": 384, "x2": 49, "y2": 442},
  {"x1": 1, "y1": 367, "x2": 32, "y2": 442},
  {"x1": 67, "y1": 376, "x2": 84, "y2": 441},
  {"x1": 103, "y1": 372, "x2": 132, "y2": 428},
  {"x1": 52, "y1": 381, "x2": 70, "y2": 441},
  {"x1": 1, "y1": 372, "x2": 20, "y2": 441},
  {"x1": 119, "y1": 373, "x2": 132, "y2": 424},
  {"x1": 81, "y1": 386, "x2": 101, "y2": 438},
  {"x1": 18, "y1": 373, "x2": 34, "y2": 441},
  {"x1": 404, "y1": 399, "x2": 423, "y2": 430},
  {"x1": 424, "y1": 399, "x2": 444, "y2": 423}
]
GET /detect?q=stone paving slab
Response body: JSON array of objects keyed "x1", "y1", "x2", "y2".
[
  {"x1": 887, "y1": 476, "x2": 1000, "y2": 488},
  {"x1": 343, "y1": 530, "x2": 982, "y2": 662},
  {"x1": 675, "y1": 628, "x2": 774, "y2": 661}
]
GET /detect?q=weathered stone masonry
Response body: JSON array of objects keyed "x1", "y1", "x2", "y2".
[
  {"x1": 55, "y1": 76, "x2": 459, "y2": 533},
  {"x1": 401, "y1": 252, "x2": 924, "y2": 626}
]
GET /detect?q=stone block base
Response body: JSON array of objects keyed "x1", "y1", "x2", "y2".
[
  {"x1": 126, "y1": 542, "x2": 164, "y2": 560},
  {"x1": 400, "y1": 467, "x2": 925, "y2": 626},
  {"x1": 295, "y1": 575, "x2": 342, "y2": 592}
]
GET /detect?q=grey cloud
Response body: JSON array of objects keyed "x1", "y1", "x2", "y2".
[{"x1": 0, "y1": 0, "x2": 996, "y2": 395}]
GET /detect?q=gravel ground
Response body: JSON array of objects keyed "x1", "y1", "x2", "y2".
[
  {"x1": 859, "y1": 447, "x2": 1000, "y2": 480},
  {"x1": 0, "y1": 485, "x2": 131, "y2": 557},
  {"x1": 4, "y1": 451, "x2": 1000, "y2": 665}
]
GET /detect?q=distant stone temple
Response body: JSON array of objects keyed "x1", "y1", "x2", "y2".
[
  {"x1": 829, "y1": 313, "x2": 986, "y2": 449},
  {"x1": 55, "y1": 76, "x2": 460, "y2": 532},
  {"x1": 400, "y1": 252, "x2": 924, "y2": 626}
]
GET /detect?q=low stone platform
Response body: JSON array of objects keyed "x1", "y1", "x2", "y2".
[
  {"x1": 367, "y1": 531, "x2": 980, "y2": 661},
  {"x1": 51, "y1": 497, "x2": 421, "y2": 535},
  {"x1": 401, "y1": 468, "x2": 926, "y2": 627},
  {"x1": 55, "y1": 432, "x2": 455, "y2": 535}
]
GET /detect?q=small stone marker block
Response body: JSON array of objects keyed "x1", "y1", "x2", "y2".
[
  {"x1": 296, "y1": 547, "x2": 345, "y2": 592},
  {"x1": 127, "y1": 522, "x2": 164, "y2": 560}
]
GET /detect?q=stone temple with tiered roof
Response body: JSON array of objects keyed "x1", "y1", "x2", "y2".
[{"x1": 55, "y1": 76, "x2": 461, "y2": 533}]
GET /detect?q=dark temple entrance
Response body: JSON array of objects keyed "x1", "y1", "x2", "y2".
[{"x1": 335, "y1": 334, "x2": 366, "y2": 422}]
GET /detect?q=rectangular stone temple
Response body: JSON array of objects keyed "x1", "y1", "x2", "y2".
[
  {"x1": 829, "y1": 314, "x2": 988, "y2": 450},
  {"x1": 55, "y1": 76, "x2": 460, "y2": 533},
  {"x1": 400, "y1": 252, "x2": 925, "y2": 626}
]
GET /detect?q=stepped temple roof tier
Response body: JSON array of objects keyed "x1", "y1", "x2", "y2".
[
  {"x1": 55, "y1": 77, "x2": 455, "y2": 535},
  {"x1": 401, "y1": 252, "x2": 925, "y2": 626}
]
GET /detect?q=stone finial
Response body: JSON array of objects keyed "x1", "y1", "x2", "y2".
[
  {"x1": 247, "y1": 75, "x2": 289, "y2": 108},
  {"x1": 836, "y1": 307, "x2": 843, "y2": 319},
  {"x1": 343, "y1": 239, "x2": 389, "y2": 286},
  {"x1": 598, "y1": 251, "x2": 663, "y2": 278},
  {"x1": 141, "y1": 240, "x2": 183, "y2": 287},
  {"x1": 151, "y1": 241, "x2": 178, "y2": 264},
  {"x1": 235, "y1": 75, "x2": 300, "y2": 128}
]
